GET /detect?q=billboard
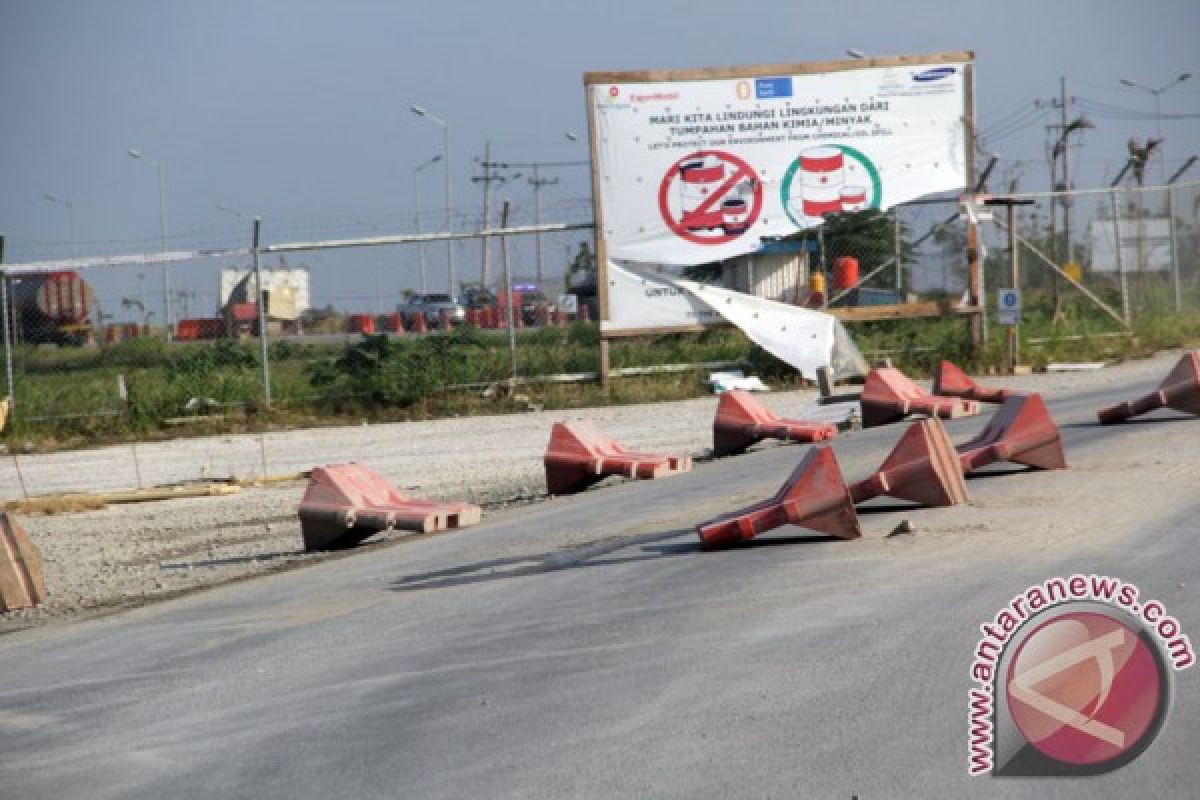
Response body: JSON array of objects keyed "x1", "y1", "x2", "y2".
[{"x1": 586, "y1": 53, "x2": 972, "y2": 270}]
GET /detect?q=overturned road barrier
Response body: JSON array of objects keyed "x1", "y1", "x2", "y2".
[
  {"x1": 298, "y1": 463, "x2": 481, "y2": 552},
  {"x1": 849, "y1": 418, "x2": 970, "y2": 508},
  {"x1": 1097, "y1": 351, "x2": 1200, "y2": 424},
  {"x1": 932, "y1": 360, "x2": 1022, "y2": 404},
  {"x1": 861, "y1": 367, "x2": 981, "y2": 428},
  {"x1": 712, "y1": 389, "x2": 839, "y2": 457},
  {"x1": 956, "y1": 394, "x2": 1067, "y2": 474},
  {"x1": 544, "y1": 421, "x2": 692, "y2": 495},
  {"x1": 0, "y1": 512, "x2": 45, "y2": 611},
  {"x1": 696, "y1": 447, "x2": 861, "y2": 548}
]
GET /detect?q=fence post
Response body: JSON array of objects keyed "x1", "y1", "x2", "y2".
[
  {"x1": 0, "y1": 235, "x2": 13, "y2": 409},
  {"x1": 1007, "y1": 204, "x2": 1019, "y2": 372},
  {"x1": 1168, "y1": 187, "x2": 1182, "y2": 312},
  {"x1": 252, "y1": 218, "x2": 272, "y2": 409},
  {"x1": 893, "y1": 208, "x2": 902, "y2": 290},
  {"x1": 1110, "y1": 189, "x2": 1129, "y2": 323}
]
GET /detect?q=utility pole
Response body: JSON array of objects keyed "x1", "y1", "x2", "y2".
[
  {"x1": 479, "y1": 155, "x2": 588, "y2": 287},
  {"x1": 528, "y1": 164, "x2": 559, "y2": 287},
  {"x1": 471, "y1": 142, "x2": 509, "y2": 289},
  {"x1": 481, "y1": 142, "x2": 492, "y2": 288}
]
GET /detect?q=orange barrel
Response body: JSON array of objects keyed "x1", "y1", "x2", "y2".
[{"x1": 832, "y1": 256, "x2": 859, "y2": 290}]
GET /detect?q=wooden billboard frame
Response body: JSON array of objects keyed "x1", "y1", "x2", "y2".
[{"x1": 583, "y1": 52, "x2": 980, "y2": 379}]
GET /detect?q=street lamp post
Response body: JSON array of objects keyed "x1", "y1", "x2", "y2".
[
  {"x1": 127, "y1": 148, "x2": 172, "y2": 337},
  {"x1": 410, "y1": 105, "x2": 454, "y2": 294},
  {"x1": 1119, "y1": 73, "x2": 1192, "y2": 184},
  {"x1": 413, "y1": 154, "x2": 442, "y2": 294},
  {"x1": 43, "y1": 193, "x2": 79, "y2": 261}
]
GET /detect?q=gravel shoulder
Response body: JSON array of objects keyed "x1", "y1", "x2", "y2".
[{"x1": 0, "y1": 351, "x2": 1186, "y2": 633}]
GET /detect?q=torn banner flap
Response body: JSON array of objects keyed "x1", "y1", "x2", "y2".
[{"x1": 674, "y1": 279, "x2": 866, "y2": 381}]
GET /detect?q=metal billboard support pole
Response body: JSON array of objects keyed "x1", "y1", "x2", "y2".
[
  {"x1": 500, "y1": 201, "x2": 518, "y2": 386},
  {"x1": 252, "y1": 218, "x2": 272, "y2": 409}
]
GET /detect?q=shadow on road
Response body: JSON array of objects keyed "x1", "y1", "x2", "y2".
[
  {"x1": 390, "y1": 528, "x2": 697, "y2": 591},
  {"x1": 391, "y1": 525, "x2": 846, "y2": 592}
]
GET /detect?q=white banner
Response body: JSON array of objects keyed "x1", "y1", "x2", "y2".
[
  {"x1": 591, "y1": 60, "x2": 969, "y2": 266},
  {"x1": 604, "y1": 261, "x2": 864, "y2": 379}
]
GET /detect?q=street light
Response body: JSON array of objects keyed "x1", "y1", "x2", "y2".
[
  {"x1": 1119, "y1": 72, "x2": 1192, "y2": 183},
  {"x1": 216, "y1": 203, "x2": 243, "y2": 219},
  {"x1": 845, "y1": 49, "x2": 866, "y2": 60},
  {"x1": 411, "y1": 104, "x2": 454, "y2": 293},
  {"x1": 127, "y1": 147, "x2": 172, "y2": 336},
  {"x1": 413, "y1": 154, "x2": 442, "y2": 293},
  {"x1": 43, "y1": 193, "x2": 79, "y2": 261}
]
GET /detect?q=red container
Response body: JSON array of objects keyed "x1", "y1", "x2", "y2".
[
  {"x1": 833, "y1": 256, "x2": 860, "y2": 290},
  {"x1": 382, "y1": 312, "x2": 405, "y2": 333},
  {"x1": 348, "y1": 314, "x2": 375, "y2": 334},
  {"x1": 176, "y1": 319, "x2": 202, "y2": 341}
]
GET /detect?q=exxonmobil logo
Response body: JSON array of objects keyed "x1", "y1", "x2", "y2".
[{"x1": 913, "y1": 66, "x2": 957, "y2": 83}]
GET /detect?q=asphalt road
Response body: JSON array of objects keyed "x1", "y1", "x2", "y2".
[{"x1": 1, "y1": 374, "x2": 1197, "y2": 798}]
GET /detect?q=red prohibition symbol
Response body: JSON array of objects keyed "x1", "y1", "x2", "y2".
[{"x1": 658, "y1": 150, "x2": 763, "y2": 245}]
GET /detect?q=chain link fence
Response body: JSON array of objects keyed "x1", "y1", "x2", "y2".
[{"x1": 969, "y1": 183, "x2": 1200, "y2": 340}]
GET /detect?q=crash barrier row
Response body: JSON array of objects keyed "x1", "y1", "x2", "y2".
[
  {"x1": 697, "y1": 392, "x2": 1067, "y2": 548},
  {"x1": 288, "y1": 352, "x2": 1194, "y2": 553},
  {"x1": 374, "y1": 306, "x2": 587, "y2": 336}
]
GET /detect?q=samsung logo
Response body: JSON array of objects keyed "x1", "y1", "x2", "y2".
[{"x1": 913, "y1": 67, "x2": 957, "y2": 83}]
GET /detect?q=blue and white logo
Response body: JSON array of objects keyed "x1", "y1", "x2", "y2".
[
  {"x1": 913, "y1": 67, "x2": 957, "y2": 83},
  {"x1": 755, "y1": 77, "x2": 793, "y2": 99}
]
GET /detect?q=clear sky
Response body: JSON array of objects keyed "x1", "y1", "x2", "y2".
[{"x1": 1, "y1": 0, "x2": 1197, "y2": 318}]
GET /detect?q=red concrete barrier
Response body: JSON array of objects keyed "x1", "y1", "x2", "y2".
[
  {"x1": 411, "y1": 313, "x2": 427, "y2": 335},
  {"x1": 1097, "y1": 351, "x2": 1200, "y2": 424},
  {"x1": 849, "y1": 417, "x2": 969, "y2": 507},
  {"x1": 544, "y1": 420, "x2": 692, "y2": 495},
  {"x1": 297, "y1": 463, "x2": 482, "y2": 552},
  {"x1": 712, "y1": 389, "x2": 839, "y2": 456},
  {"x1": 696, "y1": 447, "x2": 861, "y2": 548},
  {"x1": 860, "y1": 367, "x2": 981, "y2": 428},
  {"x1": 0, "y1": 512, "x2": 45, "y2": 611},
  {"x1": 956, "y1": 393, "x2": 1066, "y2": 474},
  {"x1": 932, "y1": 360, "x2": 1020, "y2": 404},
  {"x1": 438, "y1": 310, "x2": 454, "y2": 331}
]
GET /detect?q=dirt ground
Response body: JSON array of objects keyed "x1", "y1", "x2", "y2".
[{"x1": 0, "y1": 352, "x2": 1187, "y2": 633}]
